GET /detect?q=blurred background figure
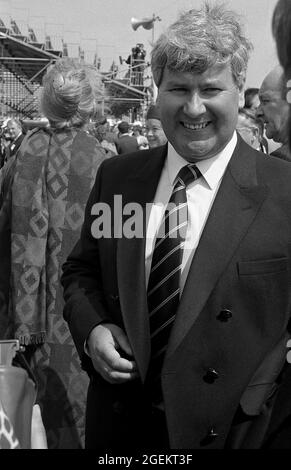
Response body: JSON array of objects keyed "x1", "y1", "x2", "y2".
[
  {"x1": 244, "y1": 87, "x2": 260, "y2": 112},
  {"x1": 243, "y1": 87, "x2": 270, "y2": 153},
  {"x1": 272, "y1": 0, "x2": 291, "y2": 156},
  {"x1": 145, "y1": 104, "x2": 167, "y2": 149},
  {"x1": 272, "y1": 0, "x2": 291, "y2": 82},
  {"x1": 0, "y1": 123, "x2": 12, "y2": 169},
  {"x1": 0, "y1": 119, "x2": 24, "y2": 168},
  {"x1": 261, "y1": 0, "x2": 291, "y2": 449},
  {"x1": 237, "y1": 108, "x2": 268, "y2": 152},
  {"x1": 0, "y1": 57, "x2": 106, "y2": 448},
  {"x1": 115, "y1": 120, "x2": 139, "y2": 154},
  {"x1": 88, "y1": 117, "x2": 117, "y2": 157},
  {"x1": 132, "y1": 121, "x2": 149, "y2": 150},
  {"x1": 0, "y1": 119, "x2": 25, "y2": 206},
  {"x1": 257, "y1": 65, "x2": 291, "y2": 161},
  {"x1": 125, "y1": 43, "x2": 146, "y2": 86}
]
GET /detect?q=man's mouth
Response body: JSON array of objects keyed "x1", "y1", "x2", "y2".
[{"x1": 182, "y1": 121, "x2": 211, "y2": 130}]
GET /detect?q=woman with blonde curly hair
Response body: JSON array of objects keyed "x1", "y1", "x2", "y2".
[{"x1": 0, "y1": 57, "x2": 106, "y2": 448}]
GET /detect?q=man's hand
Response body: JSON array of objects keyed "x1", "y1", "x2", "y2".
[{"x1": 87, "y1": 323, "x2": 139, "y2": 383}]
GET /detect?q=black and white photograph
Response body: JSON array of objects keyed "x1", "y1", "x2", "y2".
[{"x1": 0, "y1": 0, "x2": 291, "y2": 455}]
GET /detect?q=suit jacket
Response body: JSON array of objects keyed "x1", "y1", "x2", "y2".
[
  {"x1": 270, "y1": 144, "x2": 291, "y2": 162},
  {"x1": 115, "y1": 134, "x2": 139, "y2": 155},
  {"x1": 62, "y1": 136, "x2": 291, "y2": 449},
  {"x1": 4, "y1": 134, "x2": 25, "y2": 164}
]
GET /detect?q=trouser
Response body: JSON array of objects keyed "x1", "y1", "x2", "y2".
[{"x1": 85, "y1": 375, "x2": 169, "y2": 450}]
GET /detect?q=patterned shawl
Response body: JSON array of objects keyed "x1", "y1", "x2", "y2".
[{"x1": 4, "y1": 127, "x2": 105, "y2": 345}]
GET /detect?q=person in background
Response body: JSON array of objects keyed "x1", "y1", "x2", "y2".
[
  {"x1": 102, "y1": 119, "x2": 119, "y2": 155},
  {"x1": 243, "y1": 88, "x2": 269, "y2": 152},
  {"x1": 145, "y1": 104, "x2": 168, "y2": 149},
  {"x1": 260, "y1": 0, "x2": 291, "y2": 449},
  {"x1": 4, "y1": 119, "x2": 24, "y2": 165},
  {"x1": 61, "y1": 2, "x2": 291, "y2": 450},
  {"x1": 0, "y1": 57, "x2": 106, "y2": 449},
  {"x1": 272, "y1": 0, "x2": 291, "y2": 79},
  {"x1": 88, "y1": 118, "x2": 117, "y2": 157},
  {"x1": 132, "y1": 122, "x2": 149, "y2": 150},
  {"x1": 257, "y1": 65, "x2": 291, "y2": 161},
  {"x1": 0, "y1": 124, "x2": 12, "y2": 169},
  {"x1": 236, "y1": 108, "x2": 268, "y2": 153},
  {"x1": 115, "y1": 121, "x2": 139, "y2": 154},
  {"x1": 244, "y1": 87, "x2": 260, "y2": 112}
]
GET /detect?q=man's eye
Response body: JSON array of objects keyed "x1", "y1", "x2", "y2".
[
  {"x1": 169, "y1": 87, "x2": 186, "y2": 92},
  {"x1": 204, "y1": 87, "x2": 221, "y2": 92}
]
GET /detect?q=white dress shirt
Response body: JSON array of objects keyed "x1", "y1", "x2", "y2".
[{"x1": 145, "y1": 132, "x2": 238, "y2": 293}]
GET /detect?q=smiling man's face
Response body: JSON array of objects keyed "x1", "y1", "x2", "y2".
[{"x1": 157, "y1": 63, "x2": 241, "y2": 162}]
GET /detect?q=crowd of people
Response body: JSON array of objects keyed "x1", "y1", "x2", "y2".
[
  {"x1": 0, "y1": 112, "x2": 166, "y2": 167},
  {"x1": 0, "y1": 85, "x2": 282, "y2": 171},
  {"x1": 1, "y1": 0, "x2": 291, "y2": 450}
]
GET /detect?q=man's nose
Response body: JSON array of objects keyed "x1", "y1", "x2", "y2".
[{"x1": 183, "y1": 93, "x2": 206, "y2": 116}]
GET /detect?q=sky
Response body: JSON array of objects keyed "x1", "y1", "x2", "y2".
[{"x1": 0, "y1": 0, "x2": 280, "y2": 88}]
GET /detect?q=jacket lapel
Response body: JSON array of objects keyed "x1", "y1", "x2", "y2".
[
  {"x1": 117, "y1": 145, "x2": 167, "y2": 382},
  {"x1": 166, "y1": 137, "x2": 270, "y2": 358}
]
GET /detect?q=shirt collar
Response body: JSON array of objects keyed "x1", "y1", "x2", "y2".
[{"x1": 167, "y1": 132, "x2": 237, "y2": 190}]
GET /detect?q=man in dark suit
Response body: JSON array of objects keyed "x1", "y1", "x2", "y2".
[
  {"x1": 61, "y1": 3, "x2": 291, "y2": 449},
  {"x1": 257, "y1": 65, "x2": 291, "y2": 161},
  {"x1": 4, "y1": 119, "x2": 24, "y2": 164},
  {"x1": 115, "y1": 121, "x2": 139, "y2": 155}
]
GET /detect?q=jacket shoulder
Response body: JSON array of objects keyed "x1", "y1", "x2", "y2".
[{"x1": 101, "y1": 145, "x2": 166, "y2": 170}]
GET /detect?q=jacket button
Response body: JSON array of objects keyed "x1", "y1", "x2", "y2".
[
  {"x1": 113, "y1": 401, "x2": 124, "y2": 414},
  {"x1": 216, "y1": 308, "x2": 232, "y2": 322},
  {"x1": 203, "y1": 368, "x2": 219, "y2": 384},
  {"x1": 208, "y1": 428, "x2": 218, "y2": 438},
  {"x1": 200, "y1": 428, "x2": 219, "y2": 446}
]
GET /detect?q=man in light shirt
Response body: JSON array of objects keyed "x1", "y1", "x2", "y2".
[{"x1": 61, "y1": 2, "x2": 291, "y2": 449}]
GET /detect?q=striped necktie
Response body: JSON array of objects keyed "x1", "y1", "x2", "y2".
[{"x1": 147, "y1": 164, "x2": 201, "y2": 402}]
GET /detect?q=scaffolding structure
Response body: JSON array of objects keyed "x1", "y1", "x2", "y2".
[
  {"x1": 0, "y1": 17, "x2": 151, "y2": 120},
  {"x1": 0, "y1": 19, "x2": 61, "y2": 118}
]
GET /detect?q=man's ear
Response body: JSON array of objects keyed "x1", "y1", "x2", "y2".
[{"x1": 239, "y1": 88, "x2": 245, "y2": 108}]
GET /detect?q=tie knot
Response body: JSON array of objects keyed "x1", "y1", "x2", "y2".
[{"x1": 175, "y1": 164, "x2": 201, "y2": 188}]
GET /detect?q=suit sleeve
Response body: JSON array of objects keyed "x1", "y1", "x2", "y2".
[{"x1": 61, "y1": 160, "x2": 112, "y2": 367}]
